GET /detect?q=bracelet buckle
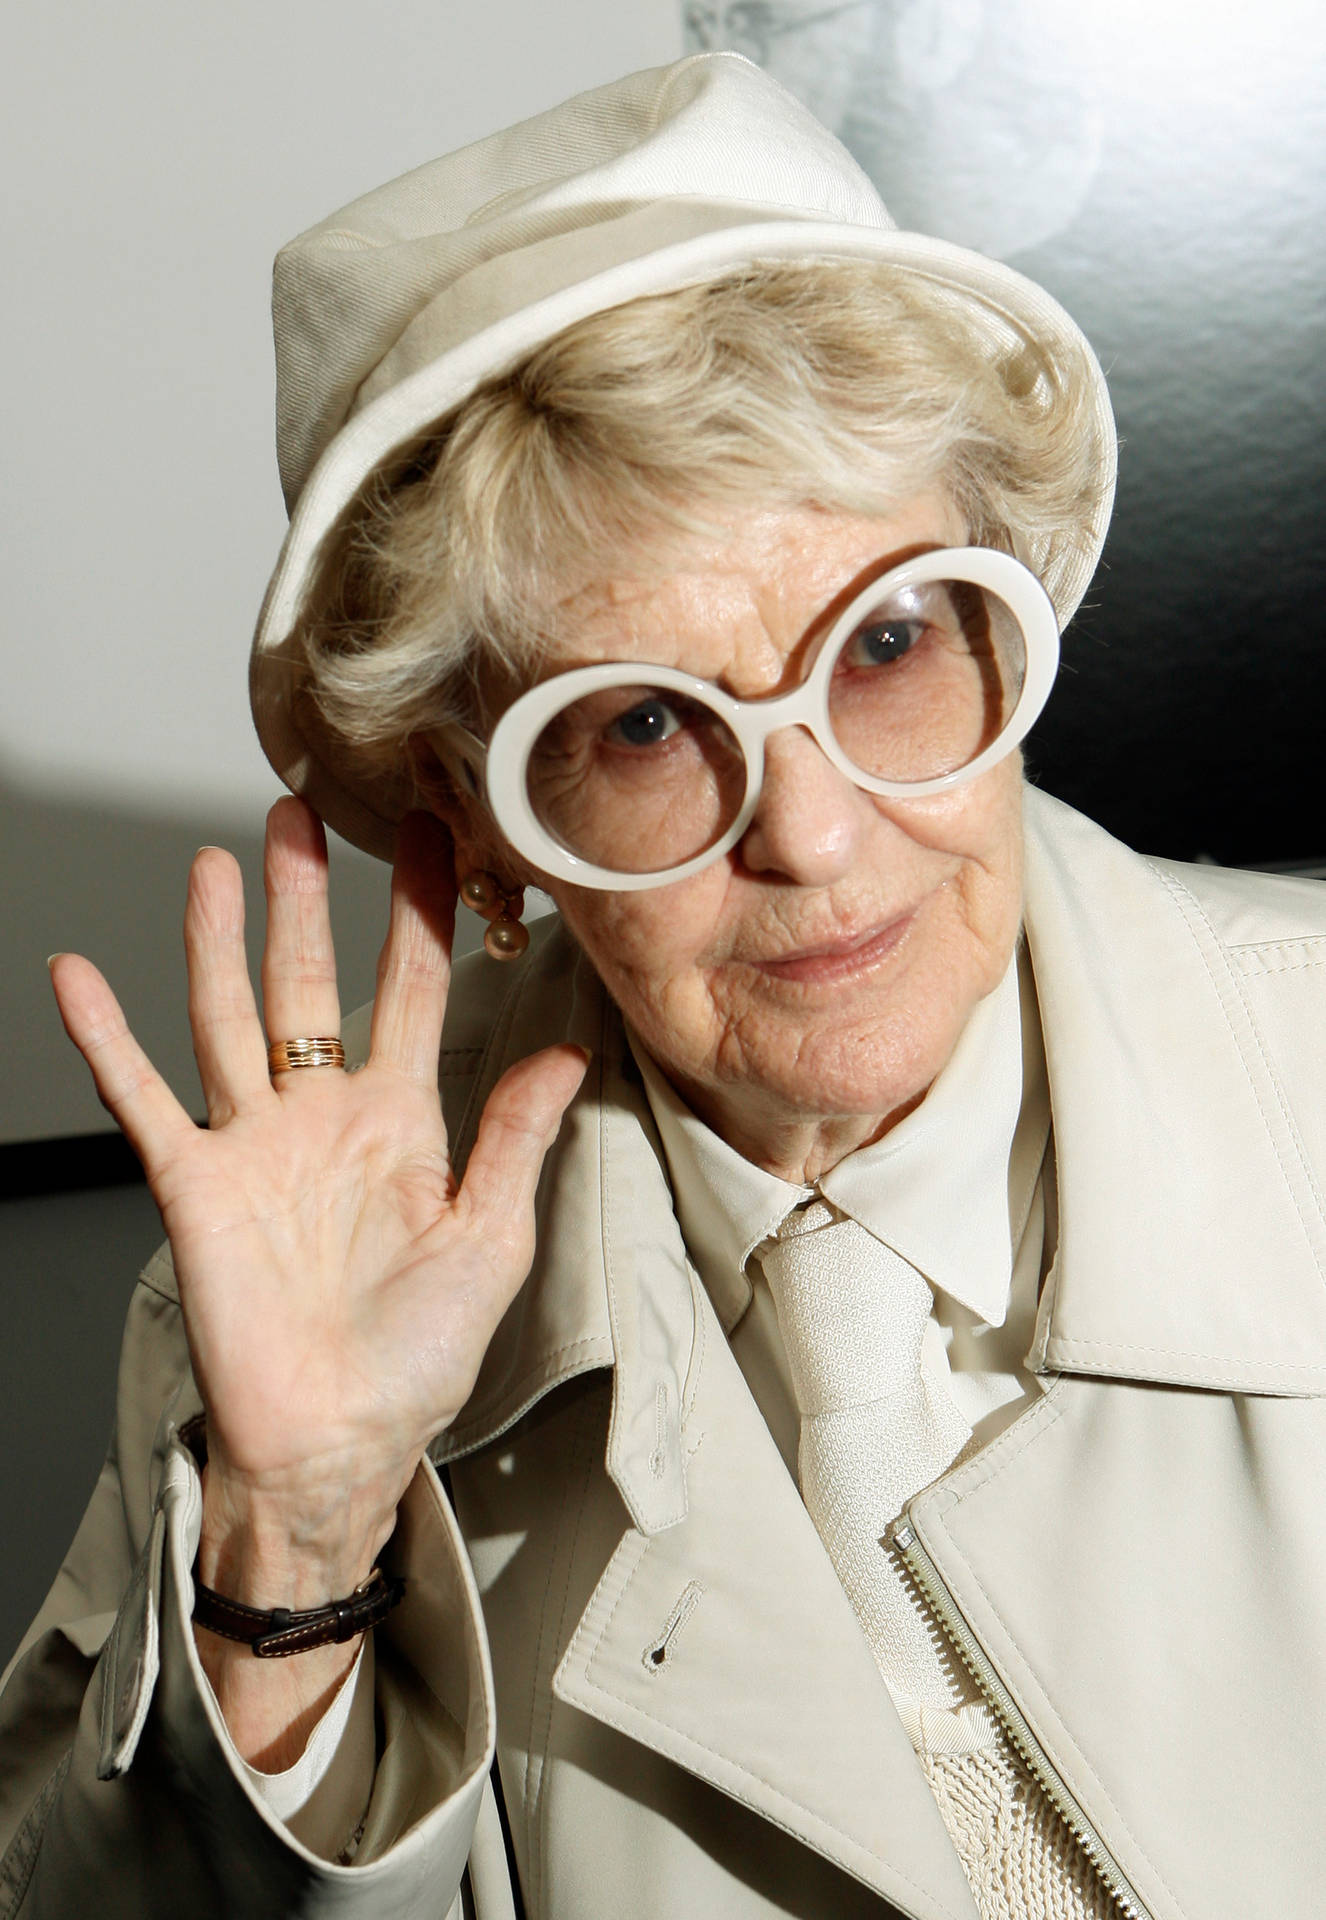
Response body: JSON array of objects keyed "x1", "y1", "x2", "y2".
[{"x1": 180, "y1": 1417, "x2": 406, "y2": 1658}]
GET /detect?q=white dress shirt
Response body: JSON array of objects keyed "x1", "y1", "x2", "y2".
[{"x1": 631, "y1": 943, "x2": 1049, "y2": 1473}]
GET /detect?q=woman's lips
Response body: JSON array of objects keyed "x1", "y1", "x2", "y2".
[{"x1": 750, "y1": 910, "x2": 917, "y2": 985}]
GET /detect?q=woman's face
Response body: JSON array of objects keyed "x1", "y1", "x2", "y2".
[{"x1": 463, "y1": 499, "x2": 1026, "y2": 1180}]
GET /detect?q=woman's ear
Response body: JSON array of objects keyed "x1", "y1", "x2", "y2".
[
  {"x1": 409, "y1": 735, "x2": 473, "y2": 836},
  {"x1": 408, "y1": 735, "x2": 531, "y2": 895}
]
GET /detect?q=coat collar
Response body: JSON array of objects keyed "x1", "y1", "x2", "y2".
[
  {"x1": 631, "y1": 947, "x2": 1030, "y2": 1334},
  {"x1": 434, "y1": 790, "x2": 1326, "y2": 1520},
  {"x1": 1020, "y1": 787, "x2": 1326, "y2": 1393}
]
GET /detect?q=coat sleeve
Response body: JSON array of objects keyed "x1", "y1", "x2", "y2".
[{"x1": 0, "y1": 1245, "x2": 503, "y2": 1920}]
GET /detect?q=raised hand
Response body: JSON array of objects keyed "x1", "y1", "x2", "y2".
[{"x1": 48, "y1": 796, "x2": 586, "y2": 1763}]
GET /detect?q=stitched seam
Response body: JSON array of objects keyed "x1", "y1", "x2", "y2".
[
  {"x1": 597, "y1": 1011, "x2": 687, "y2": 1527},
  {"x1": 928, "y1": 1386, "x2": 1070, "y2": 1509},
  {"x1": 523, "y1": 1439, "x2": 578, "y2": 1911},
  {"x1": 1234, "y1": 951, "x2": 1326, "y2": 977},
  {"x1": 562, "y1": 1531, "x2": 642, "y2": 1671},
  {"x1": 0, "y1": 1749, "x2": 72, "y2": 1918},
  {"x1": 1044, "y1": 1334, "x2": 1326, "y2": 1372},
  {"x1": 562, "y1": 1659, "x2": 969, "y2": 1920},
  {"x1": 436, "y1": 1340, "x2": 612, "y2": 1457},
  {"x1": 1155, "y1": 869, "x2": 1326, "y2": 1277},
  {"x1": 525, "y1": 1387, "x2": 603, "y2": 1914},
  {"x1": 597, "y1": 1007, "x2": 685, "y2": 1525},
  {"x1": 682, "y1": 1266, "x2": 709, "y2": 1427},
  {"x1": 928, "y1": 1548, "x2": 1177, "y2": 1913},
  {"x1": 1228, "y1": 929, "x2": 1326, "y2": 952},
  {"x1": 642, "y1": 1581, "x2": 705, "y2": 1674},
  {"x1": 924, "y1": 1442, "x2": 1178, "y2": 1911},
  {"x1": 1224, "y1": 949, "x2": 1326, "y2": 1235}
]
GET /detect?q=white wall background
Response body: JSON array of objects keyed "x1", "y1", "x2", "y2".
[{"x1": 2, "y1": 1, "x2": 681, "y2": 1145}]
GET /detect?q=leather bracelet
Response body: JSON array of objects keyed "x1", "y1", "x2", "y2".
[
  {"x1": 177, "y1": 1415, "x2": 405, "y2": 1657},
  {"x1": 192, "y1": 1563, "x2": 405, "y2": 1658}
]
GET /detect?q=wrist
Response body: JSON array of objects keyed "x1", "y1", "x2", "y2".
[
  {"x1": 180, "y1": 1425, "x2": 400, "y2": 1769},
  {"x1": 184, "y1": 1419, "x2": 404, "y2": 1611},
  {"x1": 198, "y1": 1470, "x2": 397, "y2": 1610},
  {"x1": 193, "y1": 1620, "x2": 364, "y2": 1771}
]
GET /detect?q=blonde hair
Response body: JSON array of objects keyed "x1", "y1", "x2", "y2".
[{"x1": 298, "y1": 260, "x2": 1106, "y2": 785}]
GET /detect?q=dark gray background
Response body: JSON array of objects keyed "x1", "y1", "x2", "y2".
[{"x1": 689, "y1": 0, "x2": 1326, "y2": 865}]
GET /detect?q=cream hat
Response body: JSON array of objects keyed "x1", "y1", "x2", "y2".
[{"x1": 251, "y1": 52, "x2": 1116, "y2": 861}]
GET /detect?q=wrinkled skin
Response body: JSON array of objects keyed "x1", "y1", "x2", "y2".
[
  {"x1": 49, "y1": 496, "x2": 1025, "y2": 1767},
  {"x1": 449, "y1": 499, "x2": 1026, "y2": 1183}
]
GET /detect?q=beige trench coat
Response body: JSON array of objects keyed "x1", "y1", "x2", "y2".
[{"x1": 4, "y1": 788, "x2": 1326, "y2": 1920}]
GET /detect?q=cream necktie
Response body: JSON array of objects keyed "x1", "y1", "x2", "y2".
[
  {"x1": 759, "y1": 1196, "x2": 977, "y2": 1710},
  {"x1": 760, "y1": 1209, "x2": 1115, "y2": 1919}
]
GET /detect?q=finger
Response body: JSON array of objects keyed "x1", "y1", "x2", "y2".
[
  {"x1": 260, "y1": 797, "x2": 342, "y2": 1054},
  {"x1": 184, "y1": 846, "x2": 270, "y2": 1122},
  {"x1": 48, "y1": 952, "x2": 198, "y2": 1178},
  {"x1": 455, "y1": 1044, "x2": 591, "y2": 1259},
  {"x1": 369, "y1": 812, "x2": 457, "y2": 1084}
]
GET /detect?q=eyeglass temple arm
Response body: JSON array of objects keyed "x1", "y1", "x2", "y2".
[{"x1": 426, "y1": 722, "x2": 489, "y2": 803}]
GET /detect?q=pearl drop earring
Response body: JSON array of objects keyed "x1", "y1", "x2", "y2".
[{"x1": 460, "y1": 871, "x2": 530, "y2": 961}]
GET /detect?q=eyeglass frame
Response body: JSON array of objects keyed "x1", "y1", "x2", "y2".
[{"x1": 430, "y1": 545, "x2": 1061, "y2": 893}]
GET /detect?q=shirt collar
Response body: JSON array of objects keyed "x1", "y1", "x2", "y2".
[
  {"x1": 632, "y1": 945, "x2": 1046, "y2": 1336},
  {"x1": 629, "y1": 1036, "x2": 806, "y2": 1331}
]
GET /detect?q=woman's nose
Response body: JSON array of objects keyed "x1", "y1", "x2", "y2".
[{"x1": 737, "y1": 725, "x2": 868, "y2": 886}]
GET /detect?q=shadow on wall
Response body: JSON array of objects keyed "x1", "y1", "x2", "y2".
[
  {"x1": 1, "y1": 1181, "x2": 166, "y2": 1665},
  {"x1": 1, "y1": 773, "x2": 493, "y2": 1147}
]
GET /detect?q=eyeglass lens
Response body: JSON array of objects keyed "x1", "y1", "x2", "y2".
[{"x1": 523, "y1": 579, "x2": 1027, "y2": 876}]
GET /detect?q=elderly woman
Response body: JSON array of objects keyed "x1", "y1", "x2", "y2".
[{"x1": 4, "y1": 52, "x2": 1325, "y2": 1920}]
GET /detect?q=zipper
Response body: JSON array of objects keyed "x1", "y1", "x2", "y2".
[{"x1": 888, "y1": 1517, "x2": 1153, "y2": 1920}]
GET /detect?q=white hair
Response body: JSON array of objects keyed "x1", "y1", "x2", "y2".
[{"x1": 297, "y1": 259, "x2": 1106, "y2": 786}]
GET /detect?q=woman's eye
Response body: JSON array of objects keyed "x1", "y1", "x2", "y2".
[
  {"x1": 605, "y1": 697, "x2": 683, "y2": 748},
  {"x1": 843, "y1": 618, "x2": 924, "y2": 667}
]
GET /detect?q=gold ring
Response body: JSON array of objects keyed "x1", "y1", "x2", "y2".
[{"x1": 267, "y1": 1037, "x2": 346, "y2": 1074}]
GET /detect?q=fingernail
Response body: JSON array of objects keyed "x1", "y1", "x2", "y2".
[
  {"x1": 196, "y1": 844, "x2": 223, "y2": 854},
  {"x1": 46, "y1": 952, "x2": 65, "y2": 969},
  {"x1": 573, "y1": 1045, "x2": 593, "y2": 1066}
]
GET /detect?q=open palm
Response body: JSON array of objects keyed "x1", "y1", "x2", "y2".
[{"x1": 49, "y1": 798, "x2": 586, "y2": 1523}]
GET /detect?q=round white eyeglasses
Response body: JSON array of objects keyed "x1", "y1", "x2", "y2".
[{"x1": 431, "y1": 546, "x2": 1059, "y2": 892}]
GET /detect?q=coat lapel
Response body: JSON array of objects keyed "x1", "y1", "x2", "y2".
[
  {"x1": 1022, "y1": 788, "x2": 1326, "y2": 1392},
  {"x1": 553, "y1": 1272, "x2": 979, "y2": 1920}
]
